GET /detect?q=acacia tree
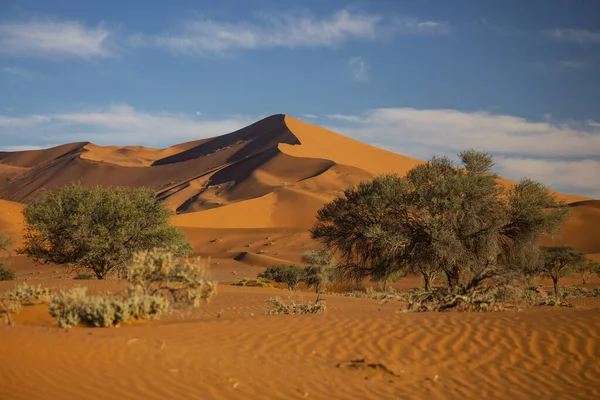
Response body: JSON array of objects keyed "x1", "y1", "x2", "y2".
[
  {"x1": 540, "y1": 246, "x2": 587, "y2": 297},
  {"x1": 311, "y1": 150, "x2": 569, "y2": 299},
  {"x1": 576, "y1": 259, "x2": 600, "y2": 285},
  {"x1": 302, "y1": 249, "x2": 335, "y2": 299},
  {"x1": 18, "y1": 185, "x2": 192, "y2": 279}
]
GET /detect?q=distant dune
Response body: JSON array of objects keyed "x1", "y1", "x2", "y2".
[{"x1": 0, "y1": 114, "x2": 596, "y2": 263}]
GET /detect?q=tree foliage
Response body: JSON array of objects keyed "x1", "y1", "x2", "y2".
[
  {"x1": 301, "y1": 249, "x2": 336, "y2": 297},
  {"x1": 577, "y1": 259, "x2": 600, "y2": 285},
  {"x1": 18, "y1": 184, "x2": 192, "y2": 279},
  {"x1": 311, "y1": 150, "x2": 570, "y2": 300},
  {"x1": 258, "y1": 265, "x2": 306, "y2": 290},
  {"x1": 540, "y1": 246, "x2": 587, "y2": 297}
]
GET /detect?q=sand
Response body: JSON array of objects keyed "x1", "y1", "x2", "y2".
[{"x1": 1, "y1": 281, "x2": 599, "y2": 400}]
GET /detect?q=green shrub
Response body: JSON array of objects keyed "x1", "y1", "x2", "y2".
[
  {"x1": 232, "y1": 278, "x2": 271, "y2": 287},
  {"x1": 265, "y1": 296, "x2": 326, "y2": 315},
  {"x1": 127, "y1": 248, "x2": 217, "y2": 307},
  {"x1": 258, "y1": 265, "x2": 306, "y2": 290},
  {"x1": 0, "y1": 264, "x2": 16, "y2": 281},
  {"x1": 18, "y1": 184, "x2": 192, "y2": 279}
]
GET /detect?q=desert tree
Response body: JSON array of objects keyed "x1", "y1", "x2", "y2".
[
  {"x1": 302, "y1": 249, "x2": 335, "y2": 300},
  {"x1": 576, "y1": 259, "x2": 600, "y2": 285},
  {"x1": 539, "y1": 246, "x2": 587, "y2": 298},
  {"x1": 258, "y1": 265, "x2": 306, "y2": 291},
  {"x1": 312, "y1": 150, "x2": 569, "y2": 301},
  {"x1": 18, "y1": 184, "x2": 192, "y2": 279}
]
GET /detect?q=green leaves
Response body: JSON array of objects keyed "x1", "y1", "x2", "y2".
[
  {"x1": 311, "y1": 150, "x2": 570, "y2": 294},
  {"x1": 18, "y1": 184, "x2": 192, "y2": 279}
]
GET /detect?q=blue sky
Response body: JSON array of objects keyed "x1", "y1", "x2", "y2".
[{"x1": 0, "y1": 0, "x2": 599, "y2": 197}]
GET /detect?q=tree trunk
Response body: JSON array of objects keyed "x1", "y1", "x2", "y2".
[
  {"x1": 582, "y1": 272, "x2": 590, "y2": 285},
  {"x1": 423, "y1": 273, "x2": 431, "y2": 291},
  {"x1": 552, "y1": 276, "x2": 559, "y2": 298}
]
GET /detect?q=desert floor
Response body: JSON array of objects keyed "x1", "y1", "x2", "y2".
[{"x1": 1, "y1": 266, "x2": 599, "y2": 400}]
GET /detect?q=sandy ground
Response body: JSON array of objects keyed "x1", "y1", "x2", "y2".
[{"x1": 1, "y1": 281, "x2": 599, "y2": 400}]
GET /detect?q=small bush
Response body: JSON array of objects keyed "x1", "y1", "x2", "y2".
[
  {"x1": 74, "y1": 273, "x2": 96, "y2": 280},
  {"x1": 232, "y1": 278, "x2": 271, "y2": 287},
  {"x1": 127, "y1": 293, "x2": 170, "y2": 320},
  {"x1": 127, "y1": 248, "x2": 217, "y2": 307},
  {"x1": 0, "y1": 264, "x2": 16, "y2": 281},
  {"x1": 265, "y1": 296, "x2": 326, "y2": 315},
  {"x1": 49, "y1": 287, "x2": 87, "y2": 328},
  {"x1": 258, "y1": 265, "x2": 306, "y2": 290},
  {"x1": 5, "y1": 283, "x2": 50, "y2": 305}
]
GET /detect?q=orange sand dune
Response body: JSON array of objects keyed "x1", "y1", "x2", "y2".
[
  {"x1": 542, "y1": 200, "x2": 600, "y2": 255},
  {"x1": 1, "y1": 114, "x2": 597, "y2": 261},
  {"x1": 0, "y1": 282, "x2": 598, "y2": 400}
]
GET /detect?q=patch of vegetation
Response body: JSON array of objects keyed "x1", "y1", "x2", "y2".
[
  {"x1": 0, "y1": 264, "x2": 15, "y2": 281},
  {"x1": 539, "y1": 246, "x2": 587, "y2": 299},
  {"x1": 232, "y1": 278, "x2": 271, "y2": 287},
  {"x1": 47, "y1": 249, "x2": 216, "y2": 328},
  {"x1": 311, "y1": 150, "x2": 572, "y2": 312},
  {"x1": 576, "y1": 259, "x2": 600, "y2": 285},
  {"x1": 258, "y1": 265, "x2": 306, "y2": 290},
  {"x1": 265, "y1": 296, "x2": 326, "y2": 315},
  {"x1": 127, "y1": 248, "x2": 216, "y2": 307},
  {"x1": 18, "y1": 184, "x2": 193, "y2": 279}
]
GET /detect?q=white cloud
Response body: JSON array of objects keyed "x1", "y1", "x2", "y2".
[
  {"x1": 132, "y1": 9, "x2": 448, "y2": 55},
  {"x1": 348, "y1": 56, "x2": 369, "y2": 81},
  {"x1": 549, "y1": 28, "x2": 600, "y2": 44},
  {"x1": 301, "y1": 113, "x2": 320, "y2": 119},
  {"x1": 326, "y1": 113, "x2": 368, "y2": 123},
  {"x1": 0, "y1": 104, "x2": 257, "y2": 147},
  {"x1": 1, "y1": 66, "x2": 32, "y2": 78},
  {"x1": 323, "y1": 108, "x2": 600, "y2": 197},
  {"x1": 0, "y1": 19, "x2": 114, "y2": 59},
  {"x1": 495, "y1": 158, "x2": 600, "y2": 198},
  {"x1": 0, "y1": 145, "x2": 45, "y2": 151}
]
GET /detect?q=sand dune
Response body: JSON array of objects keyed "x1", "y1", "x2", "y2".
[
  {"x1": 542, "y1": 200, "x2": 600, "y2": 255},
  {"x1": 0, "y1": 114, "x2": 597, "y2": 261}
]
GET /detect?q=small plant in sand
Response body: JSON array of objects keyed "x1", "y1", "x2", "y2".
[
  {"x1": 539, "y1": 246, "x2": 587, "y2": 299},
  {"x1": 48, "y1": 287, "x2": 88, "y2": 328},
  {"x1": 0, "y1": 264, "x2": 16, "y2": 281},
  {"x1": 126, "y1": 248, "x2": 217, "y2": 307},
  {"x1": 265, "y1": 295, "x2": 326, "y2": 315},
  {"x1": 258, "y1": 265, "x2": 306, "y2": 290},
  {"x1": 576, "y1": 259, "x2": 600, "y2": 285},
  {"x1": 302, "y1": 249, "x2": 337, "y2": 300},
  {"x1": 232, "y1": 278, "x2": 271, "y2": 287}
]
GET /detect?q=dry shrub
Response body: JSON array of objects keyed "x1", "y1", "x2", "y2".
[
  {"x1": 49, "y1": 287, "x2": 87, "y2": 328},
  {"x1": 265, "y1": 296, "x2": 326, "y2": 315},
  {"x1": 1, "y1": 283, "x2": 51, "y2": 325},
  {"x1": 127, "y1": 248, "x2": 216, "y2": 307},
  {"x1": 48, "y1": 288, "x2": 169, "y2": 328},
  {"x1": 403, "y1": 287, "x2": 501, "y2": 312},
  {"x1": 232, "y1": 278, "x2": 271, "y2": 287}
]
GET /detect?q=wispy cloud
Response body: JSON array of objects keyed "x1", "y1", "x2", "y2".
[
  {"x1": 0, "y1": 104, "x2": 257, "y2": 147},
  {"x1": 549, "y1": 28, "x2": 600, "y2": 44},
  {"x1": 348, "y1": 56, "x2": 369, "y2": 81},
  {"x1": 558, "y1": 60, "x2": 587, "y2": 70},
  {"x1": 1, "y1": 66, "x2": 33, "y2": 78},
  {"x1": 0, "y1": 19, "x2": 114, "y2": 59},
  {"x1": 301, "y1": 113, "x2": 320, "y2": 119},
  {"x1": 131, "y1": 9, "x2": 448, "y2": 55},
  {"x1": 322, "y1": 108, "x2": 600, "y2": 197}
]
